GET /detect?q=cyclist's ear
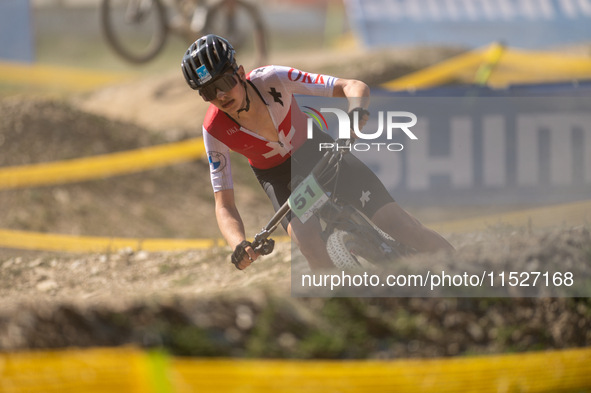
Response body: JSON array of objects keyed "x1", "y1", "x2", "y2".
[{"x1": 237, "y1": 65, "x2": 246, "y2": 82}]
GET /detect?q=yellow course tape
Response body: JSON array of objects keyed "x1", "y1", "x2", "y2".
[
  {"x1": 381, "y1": 43, "x2": 591, "y2": 91},
  {"x1": 502, "y1": 48, "x2": 591, "y2": 73},
  {"x1": 380, "y1": 47, "x2": 485, "y2": 91},
  {"x1": 0, "y1": 61, "x2": 131, "y2": 92},
  {"x1": 0, "y1": 228, "x2": 227, "y2": 253},
  {"x1": 0, "y1": 201, "x2": 588, "y2": 253},
  {"x1": 473, "y1": 42, "x2": 505, "y2": 85},
  {"x1": 0, "y1": 138, "x2": 206, "y2": 190},
  {"x1": 0, "y1": 227, "x2": 292, "y2": 253},
  {"x1": 0, "y1": 347, "x2": 153, "y2": 393},
  {"x1": 0, "y1": 347, "x2": 590, "y2": 392},
  {"x1": 172, "y1": 347, "x2": 591, "y2": 393},
  {"x1": 486, "y1": 49, "x2": 591, "y2": 87},
  {"x1": 427, "y1": 199, "x2": 591, "y2": 234}
]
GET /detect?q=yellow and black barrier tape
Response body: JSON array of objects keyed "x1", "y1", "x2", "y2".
[
  {"x1": 0, "y1": 138, "x2": 206, "y2": 190},
  {"x1": 0, "y1": 346, "x2": 590, "y2": 392}
]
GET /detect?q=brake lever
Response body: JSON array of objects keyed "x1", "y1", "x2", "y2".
[{"x1": 253, "y1": 238, "x2": 275, "y2": 256}]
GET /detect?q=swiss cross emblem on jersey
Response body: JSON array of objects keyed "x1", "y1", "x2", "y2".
[{"x1": 262, "y1": 126, "x2": 296, "y2": 159}]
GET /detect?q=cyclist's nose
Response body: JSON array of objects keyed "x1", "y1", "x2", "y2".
[{"x1": 216, "y1": 88, "x2": 227, "y2": 100}]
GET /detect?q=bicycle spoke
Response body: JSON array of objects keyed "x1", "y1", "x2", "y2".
[{"x1": 101, "y1": 0, "x2": 168, "y2": 63}]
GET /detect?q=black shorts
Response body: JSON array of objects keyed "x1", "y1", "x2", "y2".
[{"x1": 251, "y1": 129, "x2": 395, "y2": 231}]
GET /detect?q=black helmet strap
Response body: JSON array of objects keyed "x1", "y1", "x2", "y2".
[{"x1": 236, "y1": 81, "x2": 251, "y2": 118}]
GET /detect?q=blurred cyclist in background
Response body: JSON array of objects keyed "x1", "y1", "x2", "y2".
[{"x1": 181, "y1": 34, "x2": 454, "y2": 271}]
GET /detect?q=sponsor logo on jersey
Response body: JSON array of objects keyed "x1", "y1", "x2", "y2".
[
  {"x1": 196, "y1": 65, "x2": 212, "y2": 83},
  {"x1": 287, "y1": 68, "x2": 326, "y2": 85},
  {"x1": 269, "y1": 87, "x2": 284, "y2": 106},
  {"x1": 227, "y1": 126, "x2": 240, "y2": 135},
  {"x1": 207, "y1": 151, "x2": 226, "y2": 173}
]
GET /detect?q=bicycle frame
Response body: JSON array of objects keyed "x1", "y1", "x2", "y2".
[{"x1": 251, "y1": 138, "x2": 396, "y2": 262}]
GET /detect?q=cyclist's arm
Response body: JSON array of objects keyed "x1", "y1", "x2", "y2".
[
  {"x1": 203, "y1": 128, "x2": 233, "y2": 191},
  {"x1": 270, "y1": 66, "x2": 370, "y2": 125},
  {"x1": 333, "y1": 78, "x2": 370, "y2": 133},
  {"x1": 214, "y1": 189, "x2": 258, "y2": 269},
  {"x1": 271, "y1": 65, "x2": 369, "y2": 108},
  {"x1": 332, "y1": 78, "x2": 370, "y2": 111},
  {"x1": 203, "y1": 128, "x2": 257, "y2": 268}
]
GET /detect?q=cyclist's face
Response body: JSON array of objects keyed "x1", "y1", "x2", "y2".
[{"x1": 205, "y1": 66, "x2": 246, "y2": 112}]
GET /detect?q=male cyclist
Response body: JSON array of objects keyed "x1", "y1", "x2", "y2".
[{"x1": 181, "y1": 34, "x2": 454, "y2": 271}]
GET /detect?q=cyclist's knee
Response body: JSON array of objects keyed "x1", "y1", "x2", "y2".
[
  {"x1": 371, "y1": 202, "x2": 455, "y2": 253},
  {"x1": 371, "y1": 202, "x2": 422, "y2": 233}
]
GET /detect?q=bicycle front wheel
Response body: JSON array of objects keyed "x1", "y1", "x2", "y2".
[
  {"x1": 327, "y1": 227, "x2": 414, "y2": 270},
  {"x1": 203, "y1": 0, "x2": 267, "y2": 66},
  {"x1": 326, "y1": 230, "x2": 383, "y2": 270},
  {"x1": 100, "y1": 0, "x2": 168, "y2": 64}
]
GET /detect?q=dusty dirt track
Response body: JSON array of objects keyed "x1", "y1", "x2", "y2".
[
  {"x1": 0, "y1": 233, "x2": 590, "y2": 358},
  {"x1": 0, "y1": 47, "x2": 590, "y2": 358}
]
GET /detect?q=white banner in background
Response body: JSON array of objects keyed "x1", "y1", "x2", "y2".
[{"x1": 345, "y1": 0, "x2": 591, "y2": 48}]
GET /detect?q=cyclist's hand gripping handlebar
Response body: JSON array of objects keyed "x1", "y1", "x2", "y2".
[
  {"x1": 348, "y1": 107, "x2": 370, "y2": 137},
  {"x1": 231, "y1": 240, "x2": 254, "y2": 270}
]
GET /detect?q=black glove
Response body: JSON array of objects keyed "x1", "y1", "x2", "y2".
[
  {"x1": 231, "y1": 240, "x2": 253, "y2": 270},
  {"x1": 348, "y1": 107, "x2": 370, "y2": 132}
]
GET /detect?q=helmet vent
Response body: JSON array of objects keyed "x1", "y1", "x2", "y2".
[{"x1": 181, "y1": 34, "x2": 236, "y2": 90}]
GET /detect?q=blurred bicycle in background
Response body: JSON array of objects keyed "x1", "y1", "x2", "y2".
[{"x1": 100, "y1": 0, "x2": 267, "y2": 65}]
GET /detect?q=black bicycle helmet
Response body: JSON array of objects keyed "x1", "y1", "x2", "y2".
[{"x1": 181, "y1": 34, "x2": 236, "y2": 90}]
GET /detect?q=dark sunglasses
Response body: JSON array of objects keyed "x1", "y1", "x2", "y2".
[{"x1": 198, "y1": 70, "x2": 239, "y2": 101}]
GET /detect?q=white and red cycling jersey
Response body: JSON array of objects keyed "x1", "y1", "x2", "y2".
[{"x1": 203, "y1": 65, "x2": 338, "y2": 191}]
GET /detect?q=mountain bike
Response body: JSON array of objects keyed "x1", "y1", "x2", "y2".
[
  {"x1": 250, "y1": 138, "x2": 416, "y2": 270},
  {"x1": 100, "y1": 0, "x2": 267, "y2": 65}
]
